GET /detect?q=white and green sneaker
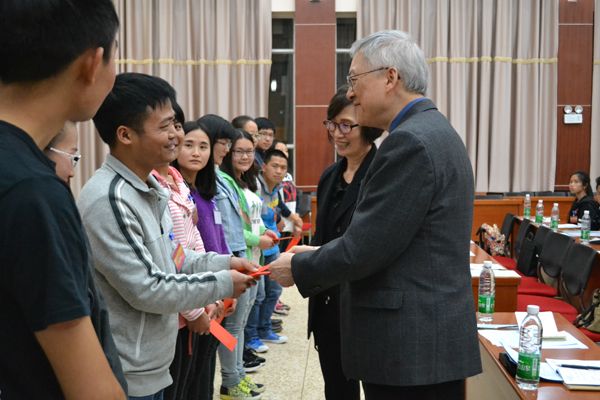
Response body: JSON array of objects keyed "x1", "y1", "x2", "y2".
[
  {"x1": 219, "y1": 382, "x2": 262, "y2": 400},
  {"x1": 241, "y1": 376, "x2": 266, "y2": 394}
]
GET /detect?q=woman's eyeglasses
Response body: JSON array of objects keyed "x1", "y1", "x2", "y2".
[
  {"x1": 231, "y1": 149, "x2": 254, "y2": 158},
  {"x1": 323, "y1": 120, "x2": 359, "y2": 135},
  {"x1": 49, "y1": 147, "x2": 82, "y2": 168}
]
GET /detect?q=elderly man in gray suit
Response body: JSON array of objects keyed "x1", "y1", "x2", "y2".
[{"x1": 270, "y1": 30, "x2": 482, "y2": 399}]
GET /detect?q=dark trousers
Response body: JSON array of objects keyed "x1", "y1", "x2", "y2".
[
  {"x1": 312, "y1": 292, "x2": 360, "y2": 400},
  {"x1": 362, "y1": 379, "x2": 465, "y2": 400},
  {"x1": 165, "y1": 328, "x2": 219, "y2": 400}
]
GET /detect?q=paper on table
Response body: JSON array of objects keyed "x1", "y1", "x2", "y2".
[
  {"x1": 558, "y1": 223, "x2": 579, "y2": 229},
  {"x1": 515, "y1": 311, "x2": 559, "y2": 335},
  {"x1": 478, "y1": 329, "x2": 588, "y2": 349},
  {"x1": 470, "y1": 251, "x2": 475, "y2": 257},
  {"x1": 501, "y1": 342, "x2": 563, "y2": 382},
  {"x1": 560, "y1": 230, "x2": 600, "y2": 237},
  {"x1": 470, "y1": 263, "x2": 505, "y2": 270},
  {"x1": 545, "y1": 359, "x2": 600, "y2": 390},
  {"x1": 471, "y1": 269, "x2": 520, "y2": 278}
]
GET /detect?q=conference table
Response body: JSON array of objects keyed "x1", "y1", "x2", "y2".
[
  {"x1": 467, "y1": 312, "x2": 600, "y2": 399},
  {"x1": 471, "y1": 242, "x2": 521, "y2": 312}
]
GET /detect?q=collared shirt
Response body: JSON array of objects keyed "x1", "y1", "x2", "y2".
[{"x1": 389, "y1": 97, "x2": 428, "y2": 133}]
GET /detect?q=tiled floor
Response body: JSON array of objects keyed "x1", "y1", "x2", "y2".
[{"x1": 213, "y1": 286, "x2": 363, "y2": 400}]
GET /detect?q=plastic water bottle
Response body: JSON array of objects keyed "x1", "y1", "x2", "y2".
[
  {"x1": 523, "y1": 194, "x2": 531, "y2": 219},
  {"x1": 581, "y1": 210, "x2": 591, "y2": 244},
  {"x1": 535, "y1": 200, "x2": 544, "y2": 224},
  {"x1": 516, "y1": 305, "x2": 543, "y2": 390},
  {"x1": 478, "y1": 261, "x2": 495, "y2": 323},
  {"x1": 550, "y1": 203, "x2": 559, "y2": 231}
]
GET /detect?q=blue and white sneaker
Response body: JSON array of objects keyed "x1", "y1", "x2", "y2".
[
  {"x1": 260, "y1": 331, "x2": 288, "y2": 344},
  {"x1": 247, "y1": 337, "x2": 269, "y2": 353}
]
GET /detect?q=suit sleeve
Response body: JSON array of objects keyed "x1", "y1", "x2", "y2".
[{"x1": 292, "y1": 132, "x2": 435, "y2": 297}]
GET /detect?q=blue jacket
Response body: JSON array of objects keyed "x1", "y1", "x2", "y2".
[
  {"x1": 258, "y1": 174, "x2": 281, "y2": 258},
  {"x1": 214, "y1": 168, "x2": 246, "y2": 254}
]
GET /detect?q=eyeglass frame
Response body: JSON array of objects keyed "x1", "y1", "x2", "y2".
[
  {"x1": 346, "y1": 66, "x2": 389, "y2": 90},
  {"x1": 49, "y1": 147, "x2": 82, "y2": 168},
  {"x1": 231, "y1": 149, "x2": 255, "y2": 158},
  {"x1": 322, "y1": 120, "x2": 359, "y2": 135},
  {"x1": 215, "y1": 139, "x2": 232, "y2": 150}
]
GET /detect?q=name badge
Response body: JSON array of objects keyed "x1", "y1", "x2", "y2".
[
  {"x1": 172, "y1": 243, "x2": 186, "y2": 272},
  {"x1": 214, "y1": 210, "x2": 223, "y2": 225}
]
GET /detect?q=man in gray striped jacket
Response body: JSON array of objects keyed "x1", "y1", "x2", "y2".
[{"x1": 78, "y1": 73, "x2": 257, "y2": 399}]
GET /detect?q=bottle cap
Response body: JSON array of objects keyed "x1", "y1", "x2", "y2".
[
  {"x1": 538, "y1": 199, "x2": 543, "y2": 203},
  {"x1": 584, "y1": 210, "x2": 590, "y2": 215},
  {"x1": 553, "y1": 203, "x2": 558, "y2": 207},
  {"x1": 483, "y1": 260, "x2": 493, "y2": 267},
  {"x1": 525, "y1": 194, "x2": 530, "y2": 198},
  {"x1": 526, "y1": 305, "x2": 540, "y2": 315}
]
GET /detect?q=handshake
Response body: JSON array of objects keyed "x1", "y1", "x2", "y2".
[{"x1": 228, "y1": 257, "x2": 270, "y2": 297}]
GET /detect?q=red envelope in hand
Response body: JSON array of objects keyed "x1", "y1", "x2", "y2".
[
  {"x1": 285, "y1": 236, "x2": 302, "y2": 252},
  {"x1": 209, "y1": 320, "x2": 237, "y2": 351},
  {"x1": 249, "y1": 264, "x2": 271, "y2": 279}
]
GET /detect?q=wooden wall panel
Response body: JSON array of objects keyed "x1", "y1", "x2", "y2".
[
  {"x1": 295, "y1": 107, "x2": 335, "y2": 188},
  {"x1": 555, "y1": 105, "x2": 592, "y2": 189},
  {"x1": 559, "y1": 0, "x2": 594, "y2": 23},
  {"x1": 557, "y1": 26, "x2": 593, "y2": 105},
  {"x1": 555, "y1": 0, "x2": 594, "y2": 190},
  {"x1": 294, "y1": 0, "x2": 336, "y2": 190}
]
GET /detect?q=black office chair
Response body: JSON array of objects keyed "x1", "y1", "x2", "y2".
[
  {"x1": 537, "y1": 231, "x2": 574, "y2": 288},
  {"x1": 504, "y1": 192, "x2": 525, "y2": 197},
  {"x1": 560, "y1": 242, "x2": 598, "y2": 313},
  {"x1": 475, "y1": 194, "x2": 503, "y2": 199},
  {"x1": 500, "y1": 213, "x2": 516, "y2": 256},
  {"x1": 513, "y1": 218, "x2": 532, "y2": 258},
  {"x1": 532, "y1": 225, "x2": 551, "y2": 260},
  {"x1": 533, "y1": 191, "x2": 555, "y2": 196}
]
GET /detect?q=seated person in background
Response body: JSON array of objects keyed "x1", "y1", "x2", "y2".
[
  {"x1": 44, "y1": 121, "x2": 80, "y2": 185},
  {"x1": 568, "y1": 171, "x2": 600, "y2": 230},
  {"x1": 78, "y1": 72, "x2": 256, "y2": 399},
  {"x1": 595, "y1": 176, "x2": 600, "y2": 205}
]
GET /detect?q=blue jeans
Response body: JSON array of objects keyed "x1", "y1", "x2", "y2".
[
  {"x1": 245, "y1": 253, "x2": 282, "y2": 339},
  {"x1": 129, "y1": 390, "x2": 164, "y2": 400},
  {"x1": 218, "y1": 281, "x2": 257, "y2": 388}
]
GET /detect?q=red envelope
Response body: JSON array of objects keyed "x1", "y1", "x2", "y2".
[
  {"x1": 249, "y1": 265, "x2": 271, "y2": 279},
  {"x1": 285, "y1": 236, "x2": 302, "y2": 252},
  {"x1": 209, "y1": 320, "x2": 237, "y2": 351}
]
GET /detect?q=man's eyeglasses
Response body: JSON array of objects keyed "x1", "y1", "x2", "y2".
[
  {"x1": 49, "y1": 147, "x2": 81, "y2": 168},
  {"x1": 346, "y1": 66, "x2": 388, "y2": 90},
  {"x1": 323, "y1": 120, "x2": 359, "y2": 135},
  {"x1": 258, "y1": 130, "x2": 274, "y2": 139},
  {"x1": 231, "y1": 149, "x2": 254, "y2": 158}
]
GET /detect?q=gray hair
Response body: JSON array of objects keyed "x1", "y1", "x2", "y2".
[{"x1": 350, "y1": 30, "x2": 428, "y2": 95}]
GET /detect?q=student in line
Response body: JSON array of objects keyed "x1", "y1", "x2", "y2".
[
  {"x1": 44, "y1": 122, "x2": 81, "y2": 186},
  {"x1": 0, "y1": 1, "x2": 127, "y2": 398},
  {"x1": 218, "y1": 130, "x2": 277, "y2": 399},
  {"x1": 232, "y1": 115, "x2": 259, "y2": 143},
  {"x1": 253, "y1": 118, "x2": 275, "y2": 168},
  {"x1": 78, "y1": 73, "x2": 257, "y2": 400},
  {"x1": 567, "y1": 171, "x2": 600, "y2": 230},
  {"x1": 245, "y1": 149, "x2": 293, "y2": 353},
  {"x1": 151, "y1": 103, "x2": 221, "y2": 400},
  {"x1": 173, "y1": 119, "x2": 232, "y2": 400}
]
